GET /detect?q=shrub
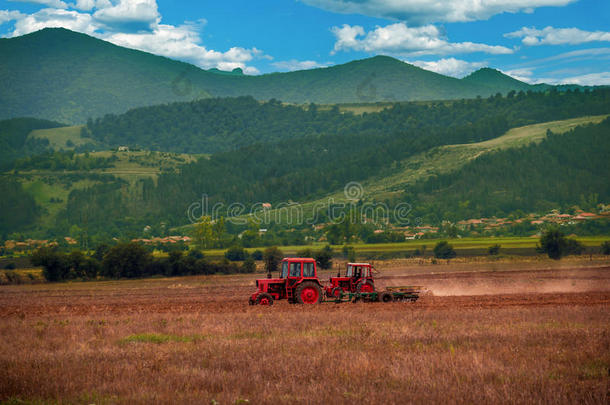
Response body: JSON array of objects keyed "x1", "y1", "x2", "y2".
[
  {"x1": 342, "y1": 245, "x2": 356, "y2": 262},
  {"x1": 601, "y1": 241, "x2": 610, "y2": 255},
  {"x1": 241, "y1": 257, "x2": 256, "y2": 273},
  {"x1": 251, "y1": 250, "x2": 263, "y2": 260},
  {"x1": 315, "y1": 245, "x2": 333, "y2": 269},
  {"x1": 488, "y1": 244, "x2": 501, "y2": 255},
  {"x1": 31, "y1": 247, "x2": 71, "y2": 282},
  {"x1": 565, "y1": 238, "x2": 584, "y2": 255},
  {"x1": 225, "y1": 246, "x2": 248, "y2": 261},
  {"x1": 263, "y1": 246, "x2": 283, "y2": 276},
  {"x1": 433, "y1": 241, "x2": 456, "y2": 259},
  {"x1": 538, "y1": 227, "x2": 567, "y2": 260},
  {"x1": 4, "y1": 262, "x2": 16, "y2": 270},
  {"x1": 102, "y1": 242, "x2": 151, "y2": 278},
  {"x1": 296, "y1": 248, "x2": 314, "y2": 258}
]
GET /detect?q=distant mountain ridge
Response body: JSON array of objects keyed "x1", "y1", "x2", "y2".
[{"x1": 0, "y1": 27, "x2": 578, "y2": 124}]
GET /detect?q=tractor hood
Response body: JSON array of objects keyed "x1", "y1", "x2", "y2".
[{"x1": 256, "y1": 278, "x2": 284, "y2": 287}]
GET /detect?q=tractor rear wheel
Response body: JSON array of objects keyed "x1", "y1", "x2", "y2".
[
  {"x1": 256, "y1": 293, "x2": 274, "y2": 306},
  {"x1": 379, "y1": 291, "x2": 394, "y2": 303},
  {"x1": 295, "y1": 282, "x2": 322, "y2": 304},
  {"x1": 357, "y1": 281, "x2": 375, "y2": 293}
]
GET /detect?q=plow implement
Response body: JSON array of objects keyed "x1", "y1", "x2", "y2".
[{"x1": 328, "y1": 285, "x2": 424, "y2": 303}]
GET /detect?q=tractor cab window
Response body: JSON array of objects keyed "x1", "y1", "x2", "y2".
[
  {"x1": 363, "y1": 266, "x2": 370, "y2": 277},
  {"x1": 289, "y1": 262, "x2": 301, "y2": 277},
  {"x1": 346, "y1": 264, "x2": 353, "y2": 277},
  {"x1": 280, "y1": 261, "x2": 288, "y2": 278},
  {"x1": 303, "y1": 262, "x2": 315, "y2": 277},
  {"x1": 353, "y1": 266, "x2": 362, "y2": 278}
]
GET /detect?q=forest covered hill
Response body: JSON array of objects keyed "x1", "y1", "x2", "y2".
[{"x1": 0, "y1": 28, "x2": 563, "y2": 125}]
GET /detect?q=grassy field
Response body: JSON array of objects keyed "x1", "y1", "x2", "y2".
[
  {"x1": 198, "y1": 236, "x2": 609, "y2": 259},
  {"x1": 11, "y1": 150, "x2": 202, "y2": 230},
  {"x1": 28, "y1": 125, "x2": 95, "y2": 149},
  {"x1": 0, "y1": 261, "x2": 608, "y2": 404}
]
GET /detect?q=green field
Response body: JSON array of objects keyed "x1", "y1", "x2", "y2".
[
  {"x1": 11, "y1": 150, "x2": 203, "y2": 230},
  {"x1": 28, "y1": 125, "x2": 96, "y2": 149},
  {"x1": 198, "y1": 236, "x2": 609, "y2": 258}
]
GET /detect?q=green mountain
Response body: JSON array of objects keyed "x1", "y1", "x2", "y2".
[
  {"x1": 1, "y1": 28, "x2": 543, "y2": 125},
  {"x1": 462, "y1": 68, "x2": 534, "y2": 93}
]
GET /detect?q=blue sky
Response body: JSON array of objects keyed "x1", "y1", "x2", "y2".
[{"x1": 1, "y1": 0, "x2": 609, "y2": 84}]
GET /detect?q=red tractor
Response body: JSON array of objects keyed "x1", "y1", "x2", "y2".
[
  {"x1": 249, "y1": 257, "x2": 324, "y2": 305},
  {"x1": 325, "y1": 262, "x2": 376, "y2": 298}
]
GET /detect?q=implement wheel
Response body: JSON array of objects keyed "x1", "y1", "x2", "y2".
[
  {"x1": 256, "y1": 293, "x2": 274, "y2": 306},
  {"x1": 295, "y1": 282, "x2": 322, "y2": 304},
  {"x1": 379, "y1": 292, "x2": 394, "y2": 303},
  {"x1": 331, "y1": 286, "x2": 343, "y2": 299}
]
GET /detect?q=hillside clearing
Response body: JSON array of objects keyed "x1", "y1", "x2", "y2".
[{"x1": 28, "y1": 125, "x2": 95, "y2": 149}]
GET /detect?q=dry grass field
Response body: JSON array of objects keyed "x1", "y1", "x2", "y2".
[{"x1": 1, "y1": 259, "x2": 609, "y2": 404}]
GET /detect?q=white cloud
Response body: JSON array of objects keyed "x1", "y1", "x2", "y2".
[
  {"x1": 505, "y1": 26, "x2": 610, "y2": 46},
  {"x1": 539, "y1": 72, "x2": 610, "y2": 86},
  {"x1": 71, "y1": 0, "x2": 109, "y2": 11},
  {"x1": 272, "y1": 59, "x2": 330, "y2": 71},
  {"x1": 501, "y1": 68, "x2": 535, "y2": 82},
  {"x1": 10, "y1": 8, "x2": 97, "y2": 36},
  {"x1": 10, "y1": 0, "x2": 68, "y2": 9},
  {"x1": 105, "y1": 21, "x2": 263, "y2": 74},
  {"x1": 2, "y1": 1, "x2": 265, "y2": 74},
  {"x1": 409, "y1": 57, "x2": 486, "y2": 78},
  {"x1": 93, "y1": 0, "x2": 159, "y2": 30},
  {"x1": 0, "y1": 9, "x2": 24, "y2": 25},
  {"x1": 331, "y1": 23, "x2": 514, "y2": 56},
  {"x1": 302, "y1": 0, "x2": 576, "y2": 24},
  {"x1": 563, "y1": 72, "x2": 610, "y2": 85}
]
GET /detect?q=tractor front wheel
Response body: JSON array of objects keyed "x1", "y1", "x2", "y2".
[
  {"x1": 256, "y1": 293, "x2": 274, "y2": 306},
  {"x1": 331, "y1": 286, "x2": 343, "y2": 299},
  {"x1": 295, "y1": 282, "x2": 323, "y2": 304}
]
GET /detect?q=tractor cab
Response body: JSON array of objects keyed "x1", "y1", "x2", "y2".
[
  {"x1": 326, "y1": 262, "x2": 376, "y2": 298},
  {"x1": 249, "y1": 258, "x2": 323, "y2": 305}
]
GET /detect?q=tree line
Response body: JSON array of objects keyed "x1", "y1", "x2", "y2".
[{"x1": 31, "y1": 242, "x2": 257, "y2": 282}]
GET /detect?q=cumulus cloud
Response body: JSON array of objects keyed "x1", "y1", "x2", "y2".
[
  {"x1": 331, "y1": 23, "x2": 514, "y2": 56},
  {"x1": 10, "y1": 0, "x2": 69, "y2": 9},
  {"x1": 505, "y1": 26, "x2": 610, "y2": 46},
  {"x1": 10, "y1": 8, "x2": 97, "y2": 36},
  {"x1": 106, "y1": 21, "x2": 263, "y2": 74},
  {"x1": 1, "y1": 1, "x2": 265, "y2": 74},
  {"x1": 93, "y1": 0, "x2": 159, "y2": 31},
  {"x1": 501, "y1": 68, "x2": 536, "y2": 83},
  {"x1": 272, "y1": 59, "x2": 330, "y2": 71},
  {"x1": 409, "y1": 57, "x2": 486, "y2": 78},
  {"x1": 0, "y1": 9, "x2": 24, "y2": 25},
  {"x1": 301, "y1": 0, "x2": 576, "y2": 24}
]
